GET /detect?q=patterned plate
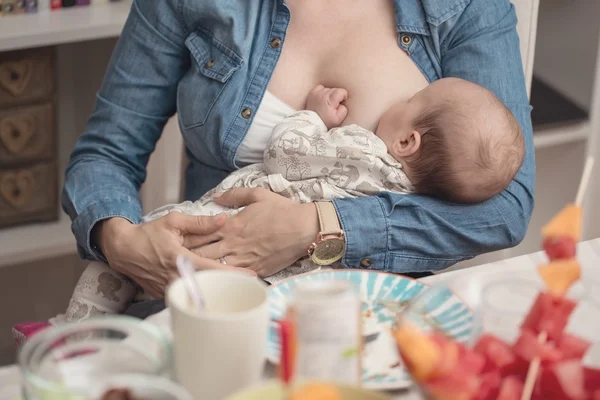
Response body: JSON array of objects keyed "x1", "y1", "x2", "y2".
[{"x1": 267, "y1": 270, "x2": 474, "y2": 391}]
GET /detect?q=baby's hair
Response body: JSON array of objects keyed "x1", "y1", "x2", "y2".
[
  {"x1": 404, "y1": 105, "x2": 456, "y2": 200},
  {"x1": 406, "y1": 91, "x2": 524, "y2": 204}
]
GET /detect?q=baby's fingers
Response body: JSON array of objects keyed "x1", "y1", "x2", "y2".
[
  {"x1": 328, "y1": 88, "x2": 348, "y2": 106},
  {"x1": 311, "y1": 84, "x2": 326, "y2": 94},
  {"x1": 336, "y1": 104, "x2": 348, "y2": 123}
]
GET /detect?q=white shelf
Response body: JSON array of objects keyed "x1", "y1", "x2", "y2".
[
  {"x1": 0, "y1": 1, "x2": 131, "y2": 53},
  {"x1": 533, "y1": 120, "x2": 590, "y2": 149},
  {"x1": 0, "y1": 213, "x2": 75, "y2": 268}
]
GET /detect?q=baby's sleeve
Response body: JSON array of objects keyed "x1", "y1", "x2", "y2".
[
  {"x1": 263, "y1": 111, "x2": 331, "y2": 176},
  {"x1": 267, "y1": 111, "x2": 328, "y2": 147}
]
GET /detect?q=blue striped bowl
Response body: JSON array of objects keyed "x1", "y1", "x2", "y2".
[{"x1": 266, "y1": 270, "x2": 473, "y2": 391}]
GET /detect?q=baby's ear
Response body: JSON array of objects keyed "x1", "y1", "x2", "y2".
[{"x1": 394, "y1": 130, "x2": 421, "y2": 158}]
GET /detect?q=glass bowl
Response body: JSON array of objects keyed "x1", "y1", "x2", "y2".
[{"x1": 18, "y1": 315, "x2": 175, "y2": 400}]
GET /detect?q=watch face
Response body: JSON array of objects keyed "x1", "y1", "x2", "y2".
[{"x1": 314, "y1": 238, "x2": 345, "y2": 265}]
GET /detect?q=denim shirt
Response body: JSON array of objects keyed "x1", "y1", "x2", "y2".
[{"x1": 62, "y1": 0, "x2": 534, "y2": 272}]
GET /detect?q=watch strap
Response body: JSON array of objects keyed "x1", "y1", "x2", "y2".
[{"x1": 314, "y1": 201, "x2": 342, "y2": 235}]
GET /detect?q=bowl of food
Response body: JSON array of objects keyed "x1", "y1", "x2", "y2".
[
  {"x1": 225, "y1": 380, "x2": 390, "y2": 400},
  {"x1": 393, "y1": 277, "x2": 600, "y2": 400},
  {"x1": 392, "y1": 195, "x2": 600, "y2": 400}
]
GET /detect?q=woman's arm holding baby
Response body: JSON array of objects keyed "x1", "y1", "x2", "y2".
[
  {"x1": 331, "y1": 0, "x2": 534, "y2": 272},
  {"x1": 197, "y1": 0, "x2": 533, "y2": 275}
]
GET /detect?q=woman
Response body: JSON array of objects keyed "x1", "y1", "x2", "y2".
[{"x1": 62, "y1": 0, "x2": 534, "y2": 300}]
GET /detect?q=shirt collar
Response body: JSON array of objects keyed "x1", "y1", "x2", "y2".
[
  {"x1": 393, "y1": 0, "x2": 471, "y2": 36},
  {"x1": 393, "y1": 0, "x2": 430, "y2": 36}
]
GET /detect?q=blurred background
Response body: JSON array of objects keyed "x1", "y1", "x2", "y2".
[{"x1": 0, "y1": 0, "x2": 599, "y2": 366}]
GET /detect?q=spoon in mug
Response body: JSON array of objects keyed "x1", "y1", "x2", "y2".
[{"x1": 176, "y1": 254, "x2": 206, "y2": 311}]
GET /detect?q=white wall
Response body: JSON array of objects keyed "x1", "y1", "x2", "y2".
[{"x1": 534, "y1": 0, "x2": 600, "y2": 110}]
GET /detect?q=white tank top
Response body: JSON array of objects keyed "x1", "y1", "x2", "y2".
[{"x1": 235, "y1": 90, "x2": 296, "y2": 165}]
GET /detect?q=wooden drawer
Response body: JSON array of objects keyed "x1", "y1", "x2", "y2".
[
  {"x1": 0, "y1": 47, "x2": 54, "y2": 108},
  {"x1": 0, "y1": 163, "x2": 57, "y2": 229},
  {"x1": 0, "y1": 102, "x2": 55, "y2": 166}
]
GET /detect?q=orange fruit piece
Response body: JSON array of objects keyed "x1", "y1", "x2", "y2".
[
  {"x1": 429, "y1": 332, "x2": 460, "y2": 379},
  {"x1": 289, "y1": 383, "x2": 341, "y2": 400},
  {"x1": 394, "y1": 322, "x2": 441, "y2": 381},
  {"x1": 537, "y1": 259, "x2": 582, "y2": 297},
  {"x1": 541, "y1": 204, "x2": 582, "y2": 242}
]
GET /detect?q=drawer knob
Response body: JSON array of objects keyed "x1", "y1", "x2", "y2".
[
  {"x1": 0, "y1": 170, "x2": 34, "y2": 208},
  {"x1": 0, "y1": 115, "x2": 36, "y2": 154},
  {"x1": 0, "y1": 60, "x2": 32, "y2": 97}
]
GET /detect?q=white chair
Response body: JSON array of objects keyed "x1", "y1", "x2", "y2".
[
  {"x1": 142, "y1": 0, "x2": 540, "y2": 214},
  {"x1": 514, "y1": 0, "x2": 540, "y2": 97}
]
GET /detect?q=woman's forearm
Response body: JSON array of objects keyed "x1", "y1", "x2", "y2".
[
  {"x1": 62, "y1": 157, "x2": 143, "y2": 261},
  {"x1": 333, "y1": 175, "x2": 533, "y2": 273},
  {"x1": 62, "y1": 0, "x2": 189, "y2": 260}
]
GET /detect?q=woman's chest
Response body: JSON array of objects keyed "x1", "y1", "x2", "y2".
[{"x1": 268, "y1": 0, "x2": 429, "y2": 132}]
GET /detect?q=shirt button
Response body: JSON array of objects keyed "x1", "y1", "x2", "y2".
[
  {"x1": 270, "y1": 37, "x2": 282, "y2": 49},
  {"x1": 205, "y1": 59, "x2": 215, "y2": 68},
  {"x1": 360, "y1": 258, "x2": 372, "y2": 268},
  {"x1": 241, "y1": 108, "x2": 253, "y2": 119},
  {"x1": 401, "y1": 34, "x2": 412, "y2": 46}
]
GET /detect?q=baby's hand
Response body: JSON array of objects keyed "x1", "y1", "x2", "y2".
[{"x1": 306, "y1": 85, "x2": 348, "y2": 129}]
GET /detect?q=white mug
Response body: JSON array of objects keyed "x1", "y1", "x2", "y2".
[{"x1": 166, "y1": 270, "x2": 269, "y2": 400}]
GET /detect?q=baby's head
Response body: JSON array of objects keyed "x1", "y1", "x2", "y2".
[{"x1": 376, "y1": 78, "x2": 524, "y2": 203}]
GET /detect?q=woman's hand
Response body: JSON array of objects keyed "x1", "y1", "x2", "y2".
[
  {"x1": 190, "y1": 188, "x2": 320, "y2": 277},
  {"x1": 96, "y1": 213, "x2": 256, "y2": 298}
]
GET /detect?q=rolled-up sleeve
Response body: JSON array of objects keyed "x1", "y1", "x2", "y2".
[
  {"x1": 333, "y1": 0, "x2": 534, "y2": 272},
  {"x1": 61, "y1": 0, "x2": 189, "y2": 260}
]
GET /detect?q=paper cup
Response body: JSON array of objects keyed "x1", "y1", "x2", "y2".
[{"x1": 167, "y1": 270, "x2": 269, "y2": 400}]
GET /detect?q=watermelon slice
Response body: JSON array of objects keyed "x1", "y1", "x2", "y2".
[
  {"x1": 474, "y1": 334, "x2": 517, "y2": 373},
  {"x1": 456, "y1": 343, "x2": 486, "y2": 375},
  {"x1": 557, "y1": 333, "x2": 591, "y2": 360},
  {"x1": 531, "y1": 368, "x2": 545, "y2": 400},
  {"x1": 584, "y1": 366, "x2": 600, "y2": 393},
  {"x1": 473, "y1": 371, "x2": 502, "y2": 400},
  {"x1": 541, "y1": 203, "x2": 582, "y2": 242},
  {"x1": 425, "y1": 368, "x2": 480, "y2": 400},
  {"x1": 513, "y1": 329, "x2": 562, "y2": 363},
  {"x1": 537, "y1": 259, "x2": 581, "y2": 297},
  {"x1": 497, "y1": 376, "x2": 524, "y2": 400},
  {"x1": 521, "y1": 292, "x2": 577, "y2": 341},
  {"x1": 542, "y1": 235, "x2": 577, "y2": 260},
  {"x1": 540, "y1": 360, "x2": 587, "y2": 400}
]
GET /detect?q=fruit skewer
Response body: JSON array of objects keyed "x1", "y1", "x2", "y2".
[{"x1": 520, "y1": 157, "x2": 595, "y2": 400}]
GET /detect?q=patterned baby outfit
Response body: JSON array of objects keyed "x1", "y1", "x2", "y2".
[{"x1": 59, "y1": 111, "x2": 413, "y2": 322}]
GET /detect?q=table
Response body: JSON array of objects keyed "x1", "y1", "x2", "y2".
[{"x1": 2, "y1": 238, "x2": 599, "y2": 400}]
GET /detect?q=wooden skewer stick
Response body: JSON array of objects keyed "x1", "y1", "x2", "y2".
[
  {"x1": 520, "y1": 331, "x2": 548, "y2": 400},
  {"x1": 520, "y1": 156, "x2": 594, "y2": 400},
  {"x1": 575, "y1": 157, "x2": 595, "y2": 207}
]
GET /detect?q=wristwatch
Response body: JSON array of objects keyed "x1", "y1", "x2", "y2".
[{"x1": 308, "y1": 201, "x2": 346, "y2": 265}]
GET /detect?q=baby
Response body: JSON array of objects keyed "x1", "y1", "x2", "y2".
[
  {"x1": 368, "y1": 77, "x2": 524, "y2": 203},
  {"x1": 57, "y1": 77, "x2": 524, "y2": 322}
]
